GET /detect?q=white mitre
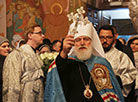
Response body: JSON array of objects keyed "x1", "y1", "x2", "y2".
[{"x1": 68, "y1": 19, "x2": 105, "y2": 58}]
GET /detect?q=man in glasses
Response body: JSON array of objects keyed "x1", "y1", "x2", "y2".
[
  {"x1": 3, "y1": 24, "x2": 45, "y2": 102},
  {"x1": 98, "y1": 25, "x2": 137, "y2": 102}
]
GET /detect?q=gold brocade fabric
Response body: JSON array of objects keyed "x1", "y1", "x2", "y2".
[
  {"x1": 3, "y1": 44, "x2": 44, "y2": 102},
  {"x1": 90, "y1": 64, "x2": 113, "y2": 91}
]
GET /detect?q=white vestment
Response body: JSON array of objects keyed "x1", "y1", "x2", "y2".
[
  {"x1": 105, "y1": 47, "x2": 137, "y2": 97},
  {"x1": 3, "y1": 44, "x2": 44, "y2": 102}
]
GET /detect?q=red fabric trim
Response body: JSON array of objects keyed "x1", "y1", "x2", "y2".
[
  {"x1": 48, "y1": 61, "x2": 56, "y2": 69},
  {"x1": 48, "y1": 57, "x2": 75, "y2": 69},
  {"x1": 102, "y1": 93, "x2": 119, "y2": 101}
]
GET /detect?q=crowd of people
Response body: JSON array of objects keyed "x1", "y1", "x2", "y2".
[{"x1": 0, "y1": 10, "x2": 138, "y2": 102}]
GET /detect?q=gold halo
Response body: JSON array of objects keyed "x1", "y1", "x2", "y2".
[
  {"x1": 50, "y1": 2, "x2": 63, "y2": 15},
  {"x1": 95, "y1": 68, "x2": 104, "y2": 74}
]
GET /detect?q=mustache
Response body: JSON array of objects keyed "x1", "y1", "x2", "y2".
[
  {"x1": 78, "y1": 46, "x2": 88, "y2": 49},
  {"x1": 102, "y1": 42, "x2": 108, "y2": 45}
]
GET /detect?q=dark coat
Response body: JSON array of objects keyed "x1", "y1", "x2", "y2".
[
  {"x1": 115, "y1": 40, "x2": 136, "y2": 102},
  {"x1": 0, "y1": 55, "x2": 6, "y2": 102},
  {"x1": 56, "y1": 55, "x2": 104, "y2": 102}
]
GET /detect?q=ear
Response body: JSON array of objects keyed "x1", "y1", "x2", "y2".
[
  {"x1": 28, "y1": 33, "x2": 33, "y2": 40},
  {"x1": 114, "y1": 33, "x2": 118, "y2": 39}
]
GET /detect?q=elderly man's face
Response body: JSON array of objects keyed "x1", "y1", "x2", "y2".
[
  {"x1": 74, "y1": 36, "x2": 92, "y2": 60},
  {"x1": 75, "y1": 36, "x2": 91, "y2": 49}
]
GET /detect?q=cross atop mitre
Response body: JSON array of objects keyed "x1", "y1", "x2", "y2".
[{"x1": 67, "y1": 6, "x2": 90, "y2": 35}]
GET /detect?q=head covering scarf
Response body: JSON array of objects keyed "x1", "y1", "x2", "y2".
[
  {"x1": 11, "y1": 35, "x2": 22, "y2": 48},
  {"x1": 12, "y1": 35, "x2": 22, "y2": 43},
  {"x1": 126, "y1": 35, "x2": 138, "y2": 47},
  {"x1": 0, "y1": 36, "x2": 9, "y2": 45},
  {"x1": 38, "y1": 44, "x2": 50, "y2": 51},
  {"x1": 127, "y1": 35, "x2": 138, "y2": 43},
  {"x1": 16, "y1": 39, "x2": 25, "y2": 49},
  {"x1": 68, "y1": 21, "x2": 105, "y2": 58}
]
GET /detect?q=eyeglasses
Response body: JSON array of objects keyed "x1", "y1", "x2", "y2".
[
  {"x1": 33, "y1": 31, "x2": 44, "y2": 35},
  {"x1": 99, "y1": 36, "x2": 113, "y2": 40}
]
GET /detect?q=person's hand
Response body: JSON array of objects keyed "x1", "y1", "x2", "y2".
[{"x1": 60, "y1": 34, "x2": 75, "y2": 59}]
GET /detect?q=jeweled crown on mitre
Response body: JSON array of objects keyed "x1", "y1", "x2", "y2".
[{"x1": 67, "y1": 7, "x2": 105, "y2": 58}]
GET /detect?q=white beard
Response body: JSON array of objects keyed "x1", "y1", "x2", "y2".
[{"x1": 74, "y1": 45, "x2": 93, "y2": 61}]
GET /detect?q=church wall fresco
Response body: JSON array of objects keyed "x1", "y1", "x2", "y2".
[{"x1": 5, "y1": 0, "x2": 85, "y2": 41}]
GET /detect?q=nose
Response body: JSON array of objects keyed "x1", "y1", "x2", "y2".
[
  {"x1": 6, "y1": 47, "x2": 10, "y2": 50},
  {"x1": 80, "y1": 39, "x2": 85, "y2": 45},
  {"x1": 5, "y1": 47, "x2": 10, "y2": 53},
  {"x1": 103, "y1": 38, "x2": 107, "y2": 42},
  {"x1": 41, "y1": 34, "x2": 45, "y2": 38}
]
